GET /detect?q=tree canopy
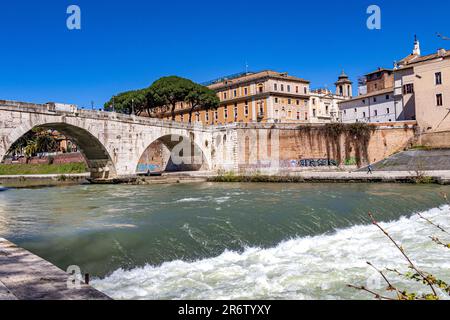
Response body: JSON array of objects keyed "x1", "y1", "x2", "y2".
[
  {"x1": 185, "y1": 85, "x2": 220, "y2": 123},
  {"x1": 147, "y1": 76, "x2": 195, "y2": 120},
  {"x1": 104, "y1": 76, "x2": 220, "y2": 122},
  {"x1": 104, "y1": 89, "x2": 149, "y2": 116}
]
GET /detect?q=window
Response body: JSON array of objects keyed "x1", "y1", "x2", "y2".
[
  {"x1": 280, "y1": 84, "x2": 284, "y2": 91},
  {"x1": 288, "y1": 99, "x2": 291, "y2": 105},
  {"x1": 362, "y1": 99, "x2": 365, "y2": 104},
  {"x1": 386, "y1": 95, "x2": 390, "y2": 100},
  {"x1": 325, "y1": 106, "x2": 329, "y2": 115},
  {"x1": 196, "y1": 113, "x2": 200, "y2": 122},
  {"x1": 387, "y1": 108, "x2": 390, "y2": 114},
  {"x1": 437, "y1": 94, "x2": 443, "y2": 106},
  {"x1": 403, "y1": 84, "x2": 414, "y2": 94},
  {"x1": 223, "y1": 92, "x2": 227, "y2": 99},
  {"x1": 206, "y1": 111, "x2": 209, "y2": 122},
  {"x1": 275, "y1": 97, "x2": 279, "y2": 103},
  {"x1": 339, "y1": 86, "x2": 343, "y2": 95},
  {"x1": 259, "y1": 104, "x2": 264, "y2": 115},
  {"x1": 287, "y1": 85, "x2": 291, "y2": 92},
  {"x1": 233, "y1": 90, "x2": 237, "y2": 98},
  {"x1": 374, "y1": 83, "x2": 378, "y2": 89},
  {"x1": 363, "y1": 112, "x2": 366, "y2": 118},
  {"x1": 297, "y1": 112, "x2": 300, "y2": 120},
  {"x1": 354, "y1": 108, "x2": 357, "y2": 113},
  {"x1": 224, "y1": 106, "x2": 228, "y2": 119},
  {"x1": 374, "y1": 110, "x2": 378, "y2": 116},
  {"x1": 296, "y1": 86, "x2": 299, "y2": 93},
  {"x1": 244, "y1": 102, "x2": 249, "y2": 116},
  {"x1": 305, "y1": 112, "x2": 308, "y2": 120},
  {"x1": 373, "y1": 97, "x2": 377, "y2": 103},
  {"x1": 180, "y1": 114, "x2": 184, "y2": 122},
  {"x1": 304, "y1": 87, "x2": 307, "y2": 94},
  {"x1": 296, "y1": 99, "x2": 300, "y2": 105},
  {"x1": 274, "y1": 84, "x2": 278, "y2": 91},
  {"x1": 436, "y1": 72, "x2": 442, "y2": 85},
  {"x1": 234, "y1": 104, "x2": 238, "y2": 120},
  {"x1": 258, "y1": 86, "x2": 263, "y2": 93},
  {"x1": 312, "y1": 98, "x2": 316, "y2": 105},
  {"x1": 214, "y1": 111, "x2": 218, "y2": 121},
  {"x1": 244, "y1": 88, "x2": 248, "y2": 95},
  {"x1": 313, "y1": 109, "x2": 316, "y2": 117}
]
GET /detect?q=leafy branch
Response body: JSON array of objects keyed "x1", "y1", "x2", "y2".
[{"x1": 349, "y1": 193, "x2": 449, "y2": 300}]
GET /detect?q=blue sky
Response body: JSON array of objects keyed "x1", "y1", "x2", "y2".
[{"x1": 0, "y1": 0, "x2": 449, "y2": 109}]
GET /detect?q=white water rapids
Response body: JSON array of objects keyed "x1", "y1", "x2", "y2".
[{"x1": 92, "y1": 205, "x2": 450, "y2": 300}]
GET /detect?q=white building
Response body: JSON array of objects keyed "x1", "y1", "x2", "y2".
[
  {"x1": 309, "y1": 88, "x2": 346, "y2": 123},
  {"x1": 339, "y1": 88, "x2": 396, "y2": 123},
  {"x1": 339, "y1": 68, "x2": 396, "y2": 123}
]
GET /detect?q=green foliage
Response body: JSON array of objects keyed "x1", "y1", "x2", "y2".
[
  {"x1": 0, "y1": 163, "x2": 87, "y2": 175},
  {"x1": 185, "y1": 84, "x2": 219, "y2": 123},
  {"x1": 104, "y1": 76, "x2": 218, "y2": 122},
  {"x1": 104, "y1": 89, "x2": 149, "y2": 115},
  {"x1": 8, "y1": 127, "x2": 60, "y2": 158},
  {"x1": 147, "y1": 76, "x2": 195, "y2": 120},
  {"x1": 344, "y1": 158, "x2": 357, "y2": 166}
]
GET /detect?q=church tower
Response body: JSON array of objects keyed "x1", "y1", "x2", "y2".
[
  {"x1": 413, "y1": 34, "x2": 421, "y2": 56},
  {"x1": 335, "y1": 70, "x2": 353, "y2": 98}
]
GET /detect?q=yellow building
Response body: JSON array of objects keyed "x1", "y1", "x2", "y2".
[{"x1": 161, "y1": 70, "x2": 311, "y2": 125}]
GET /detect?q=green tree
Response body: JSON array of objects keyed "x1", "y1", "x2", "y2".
[
  {"x1": 147, "y1": 76, "x2": 194, "y2": 121},
  {"x1": 104, "y1": 89, "x2": 149, "y2": 115},
  {"x1": 185, "y1": 84, "x2": 220, "y2": 123},
  {"x1": 7, "y1": 127, "x2": 59, "y2": 158}
]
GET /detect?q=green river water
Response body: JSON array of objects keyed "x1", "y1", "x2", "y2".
[{"x1": 0, "y1": 182, "x2": 449, "y2": 300}]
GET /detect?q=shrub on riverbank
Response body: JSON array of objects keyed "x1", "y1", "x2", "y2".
[
  {"x1": 0, "y1": 162, "x2": 88, "y2": 175},
  {"x1": 208, "y1": 172, "x2": 307, "y2": 183}
]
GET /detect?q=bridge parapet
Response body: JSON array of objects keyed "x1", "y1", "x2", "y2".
[{"x1": 0, "y1": 100, "x2": 212, "y2": 132}]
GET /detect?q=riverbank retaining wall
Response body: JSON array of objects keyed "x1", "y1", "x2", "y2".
[{"x1": 227, "y1": 122, "x2": 417, "y2": 174}]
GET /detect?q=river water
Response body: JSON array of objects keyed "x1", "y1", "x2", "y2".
[{"x1": 0, "y1": 182, "x2": 449, "y2": 300}]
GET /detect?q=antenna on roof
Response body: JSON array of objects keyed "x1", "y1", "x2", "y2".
[{"x1": 245, "y1": 61, "x2": 249, "y2": 74}]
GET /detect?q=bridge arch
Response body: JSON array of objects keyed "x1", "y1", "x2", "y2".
[
  {"x1": 2, "y1": 122, "x2": 116, "y2": 179},
  {"x1": 136, "y1": 133, "x2": 211, "y2": 174}
]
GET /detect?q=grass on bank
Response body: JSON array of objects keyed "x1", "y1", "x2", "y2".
[{"x1": 0, "y1": 163, "x2": 88, "y2": 175}]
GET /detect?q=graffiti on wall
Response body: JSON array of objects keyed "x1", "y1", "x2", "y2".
[
  {"x1": 286, "y1": 159, "x2": 338, "y2": 168},
  {"x1": 136, "y1": 164, "x2": 161, "y2": 173}
]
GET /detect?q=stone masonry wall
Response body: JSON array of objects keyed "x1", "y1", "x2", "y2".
[{"x1": 234, "y1": 123, "x2": 416, "y2": 173}]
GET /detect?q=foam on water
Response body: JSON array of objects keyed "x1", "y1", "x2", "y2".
[{"x1": 92, "y1": 205, "x2": 450, "y2": 300}]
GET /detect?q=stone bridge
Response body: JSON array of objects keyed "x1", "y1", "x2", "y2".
[
  {"x1": 0, "y1": 101, "x2": 238, "y2": 179},
  {"x1": 0, "y1": 100, "x2": 418, "y2": 180}
]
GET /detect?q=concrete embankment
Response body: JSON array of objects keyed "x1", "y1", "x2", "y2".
[
  {"x1": 207, "y1": 170, "x2": 450, "y2": 185},
  {"x1": 0, "y1": 238, "x2": 110, "y2": 300},
  {"x1": 0, "y1": 173, "x2": 90, "y2": 188}
]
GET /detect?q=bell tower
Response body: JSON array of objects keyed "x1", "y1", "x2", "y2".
[
  {"x1": 335, "y1": 70, "x2": 353, "y2": 98},
  {"x1": 413, "y1": 34, "x2": 421, "y2": 56}
]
